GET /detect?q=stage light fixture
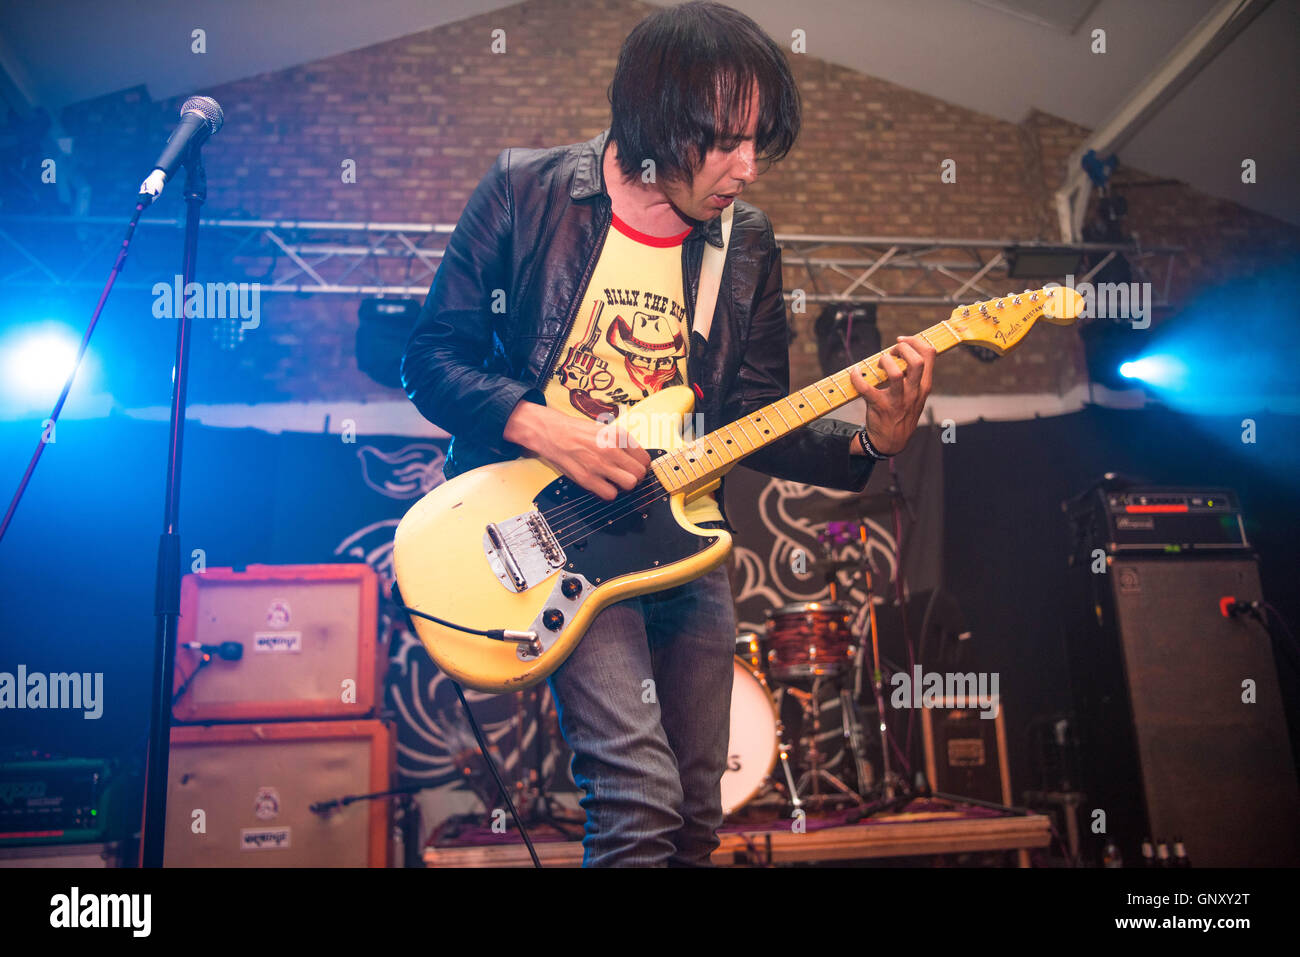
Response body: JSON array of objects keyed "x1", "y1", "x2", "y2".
[
  {"x1": 1005, "y1": 246, "x2": 1084, "y2": 280},
  {"x1": 1079, "y1": 319, "x2": 1145, "y2": 393},
  {"x1": 356, "y1": 298, "x2": 421, "y2": 389}
]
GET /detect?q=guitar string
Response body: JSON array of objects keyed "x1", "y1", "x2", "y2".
[
  {"x1": 498, "y1": 360, "x2": 885, "y2": 547},
  {"x1": 489, "y1": 304, "x2": 1074, "y2": 557},
  {"x1": 500, "y1": 421, "x2": 766, "y2": 546},
  {"x1": 494, "y1": 318, "x2": 979, "y2": 548},
  {"x1": 497, "y1": 364, "x2": 871, "y2": 546},
  {"x1": 497, "y1": 416, "x2": 775, "y2": 548},
  {"x1": 497, "y1": 453, "x2": 733, "y2": 551},
  {"x1": 548, "y1": 477, "x2": 672, "y2": 547},
  {"x1": 496, "y1": 362, "x2": 897, "y2": 549},
  {"x1": 494, "y1": 408, "x2": 764, "y2": 547},
  {"x1": 499, "y1": 472, "x2": 676, "y2": 551},
  {"x1": 497, "y1": 356, "x2": 930, "y2": 549}
]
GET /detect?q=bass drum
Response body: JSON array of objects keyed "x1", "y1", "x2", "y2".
[{"x1": 721, "y1": 657, "x2": 779, "y2": 815}]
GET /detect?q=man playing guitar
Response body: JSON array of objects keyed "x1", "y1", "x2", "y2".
[{"x1": 401, "y1": 1, "x2": 935, "y2": 866}]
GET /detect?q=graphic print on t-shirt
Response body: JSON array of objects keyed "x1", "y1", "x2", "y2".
[
  {"x1": 551, "y1": 290, "x2": 688, "y2": 420},
  {"x1": 542, "y1": 214, "x2": 723, "y2": 525}
]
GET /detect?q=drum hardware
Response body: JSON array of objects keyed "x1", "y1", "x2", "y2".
[
  {"x1": 813, "y1": 500, "x2": 913, "y2": 802},
  {"x1": 814, "y1": 521, "x2": 887, "y2": 800},
  {"x1": 775, "y1": 732, "x2": 804, "y2": 810},
  {"x1": 735, "y1": 631, "x2": 763, "y2": 674},
  {"x1": 716, "y1": 458, "x2": 949, "y2": 822},
  {"x1": 856, "y1": 535, "x2": 901, "y2": 801},
  {"x1": 840, "y1": 684, "x2": 875, "y2": 796},
  {"x1": 719, "y1": 495, "x2": 916, "y2": 818},
  {"x1": 780, "y1": 678, "x2": 865, "y2": 808}
]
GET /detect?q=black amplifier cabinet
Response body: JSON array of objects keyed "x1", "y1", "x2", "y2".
[{"x1": 1064, "y1": 486, "x2": 1299, "y2": 866}]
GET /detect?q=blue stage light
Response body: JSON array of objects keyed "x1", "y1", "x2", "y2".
[
  {"x1": 0, "y1": 322, "x2": 93, "y2": 408},
  {"x1": 1114, "y1": 354, "x2": 1188, "y2": 391}
]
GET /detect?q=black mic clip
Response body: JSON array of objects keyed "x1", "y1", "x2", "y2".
[{"x1": 181, "y1": 641, "x2": 243, "y2": 661}]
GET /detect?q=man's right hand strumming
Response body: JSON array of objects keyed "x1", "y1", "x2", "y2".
[{"x1": 504, "y1": 401, "x2": 651, "y2": 502}]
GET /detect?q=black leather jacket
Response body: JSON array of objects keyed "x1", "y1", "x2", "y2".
[{"x1": 401, "y1": 129, "x2": 873, "y2": 526}]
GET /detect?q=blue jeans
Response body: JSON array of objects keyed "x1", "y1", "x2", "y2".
[{"x1": 548, "y1": 561, "x2": 737, "y2": 867}]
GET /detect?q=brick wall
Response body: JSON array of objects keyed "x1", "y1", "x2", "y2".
[{"x1": 40, "y1": 0, "x2": 1300, "y2": 408}]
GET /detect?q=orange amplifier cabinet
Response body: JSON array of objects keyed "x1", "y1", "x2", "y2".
[
  {"x1": 165, "y1": 720, "x2": 393, "y2": 867},
  {"x1": 173, "y1": 563, "x2": 383, "y2": 722}
]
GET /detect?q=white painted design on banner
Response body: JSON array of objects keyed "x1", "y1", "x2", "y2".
[
  {"x1": 733, "y1": 479, "x2": 898, "y2": 637},
  {"x1": 357, "y1": 443, "x2": 445, "y2": 499}
]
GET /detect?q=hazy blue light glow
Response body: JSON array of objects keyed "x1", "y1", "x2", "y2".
[
  {"x1": 0, "y1": 322, "x2": 93, "y2": 406},
  {"x1": 1117, "y1": 354, "x2": 1189, "y2": 390}
]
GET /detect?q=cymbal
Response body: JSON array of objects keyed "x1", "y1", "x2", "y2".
[
  {"x1": 809, "y1": 558, "x2": 863, "y2": 574},
  {"x1": 804, "y1": 492, "x2": 897, "y2": 521}
]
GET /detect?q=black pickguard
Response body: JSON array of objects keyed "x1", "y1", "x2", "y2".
[{"x1": 533, "y1": 449, "x2": 720, "y2": 585}]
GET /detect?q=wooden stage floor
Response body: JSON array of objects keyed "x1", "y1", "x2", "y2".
[{"x1": 423, "y1": 796, "x2": 1052, "y2": 868}]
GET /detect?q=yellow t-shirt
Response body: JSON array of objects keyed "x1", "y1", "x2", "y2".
[{"x1": 543, "y1": 212, "x2": 722, "y2": 525}]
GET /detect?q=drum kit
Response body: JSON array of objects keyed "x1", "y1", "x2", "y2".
[{"x1": 722, "y1": 514, "x2": 905, "y2": 819}]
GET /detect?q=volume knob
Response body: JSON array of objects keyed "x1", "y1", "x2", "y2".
[{"x1": 561, "y1": 576, "x2": 583, "y2": 599}]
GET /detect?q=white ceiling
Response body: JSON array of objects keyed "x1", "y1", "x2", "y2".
[{"x1": 1, "y1": 0, "x2": 1295, "y2": 226}]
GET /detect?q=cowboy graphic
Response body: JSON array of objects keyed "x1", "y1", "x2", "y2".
[{"x1": 606, "y1": 309, "x2": 686, "y2": 397}]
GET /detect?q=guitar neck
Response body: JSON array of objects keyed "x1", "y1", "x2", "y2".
[{"x1": 653, "y1": 317, "x2": 964, "y2": 493}]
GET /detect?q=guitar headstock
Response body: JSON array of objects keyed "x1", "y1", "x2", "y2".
[{"x1": 947, "y1": 285, "x2": 1084, "y2": 354}]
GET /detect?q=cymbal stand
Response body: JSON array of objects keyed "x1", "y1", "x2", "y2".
[
  {"x1": 814, "y1": 521, "x2": 876, "y2": 800},
  {"x1": 775, "y1": 726, "x2": 805, "y2": 811},
  {"x1": 857, "y1": 523, "x2": 898, "y2": 800}
]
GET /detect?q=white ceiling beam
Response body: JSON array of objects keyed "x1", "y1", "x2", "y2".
[{"x1": 1054, "y1": 0, "x2": 1273, "y2": 242}]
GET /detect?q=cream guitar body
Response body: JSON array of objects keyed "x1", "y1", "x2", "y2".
[
  {"x1": 393, "y1": 385, "x2": 733, "y2": 693},
  {"x1": 394, "y1": 285, "x2": 1083, "y2": 693}
]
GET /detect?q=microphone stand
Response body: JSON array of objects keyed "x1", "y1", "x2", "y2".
[{"x1": 138, "y1": 149, "x2": 206, "y2": 868}]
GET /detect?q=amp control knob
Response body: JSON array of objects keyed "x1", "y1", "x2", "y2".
[
  {"x1": 542, "y1": 608, "x2": 565, "y2": 631},
  {"x1": 561, "y1": 576, "x2": 583, "y2": 599}
]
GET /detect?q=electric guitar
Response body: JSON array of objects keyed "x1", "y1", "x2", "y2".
[{"x1": 393, "y1": 285, "x2": 1083, "y2": 693}]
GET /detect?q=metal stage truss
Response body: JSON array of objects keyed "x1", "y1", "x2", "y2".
[{"x1": 0, "y1": 214, "x2": 1181, "y2": 308}]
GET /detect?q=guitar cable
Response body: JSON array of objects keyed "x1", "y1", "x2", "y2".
[
  {"x1": 390, "y1": 583, "x2": 541, "y2": 654},
  {"x1": 390, "y1": 583, "x2": 543, "y2": 868}
]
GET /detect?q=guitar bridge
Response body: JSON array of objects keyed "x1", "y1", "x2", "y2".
[{"x1": 483, "y1": 510, "x2": 567, "y2": 593}]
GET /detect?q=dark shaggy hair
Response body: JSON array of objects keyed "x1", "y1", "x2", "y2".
[{"x1": 607, "y1": 2, "x2": 801, "y2": 187}]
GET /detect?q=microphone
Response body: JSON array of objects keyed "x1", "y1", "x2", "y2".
[
  {"x1": 138, "y1": 95, "x2": 224, "y2": 203},
  {"x1": 181, "y1": 641, "x2": 243, "y2": 661}
]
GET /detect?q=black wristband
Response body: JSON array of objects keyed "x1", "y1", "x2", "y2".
[{"x1": 855, "y1": 427, "x2": 894, "y2": 461}]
